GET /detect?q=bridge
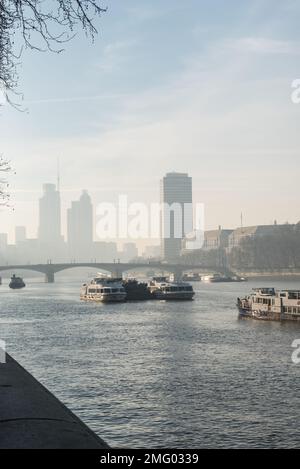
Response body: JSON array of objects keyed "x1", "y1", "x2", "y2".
[{"x1": 0, "y1": 262, "x2": 231, "y2": 283}]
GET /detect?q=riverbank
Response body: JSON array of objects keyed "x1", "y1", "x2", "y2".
[{"x1": 237, "y1": 271, "x2": 300, "y2": 279}]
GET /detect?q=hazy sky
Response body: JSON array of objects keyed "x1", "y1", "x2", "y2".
[{"x1": 1, "y1": 0, "x2": 300, "y2": 244}]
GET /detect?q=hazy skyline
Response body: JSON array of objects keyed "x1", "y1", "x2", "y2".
[{"x1": 1, "y1": 0, "x2": 300, "y2": 243}]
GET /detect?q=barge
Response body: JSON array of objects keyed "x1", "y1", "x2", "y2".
[{"x1": 148, "y1": 277, "x2": 195, "y2": 301}]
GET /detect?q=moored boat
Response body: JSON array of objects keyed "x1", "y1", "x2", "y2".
[
  {"x1": 123, "y1": 279, "x2": 152, "y2": 301},
  {"x1": 80, "y1": 277, "x2": 126, "y2": 303},
  {"x1": 148, "y1": 277, "x2": 195, "y2": 301},
  {"x1": 237, "y1": 288, "x2": 300, "y2": 322},
  {"x1": 202, "y1": 273, "x2": 246, "y2": 283},
  {"x1": 182, "y1": 272, "x2": 201, "y2": 282}
]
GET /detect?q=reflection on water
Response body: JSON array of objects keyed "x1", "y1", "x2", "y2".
[{"x1": 1, "y1": 276, "x2": 300, "y2": 448}]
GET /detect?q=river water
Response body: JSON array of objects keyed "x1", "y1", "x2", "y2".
[{"x1": 1, "y1": 275, "x2": 300, "y2": 448}]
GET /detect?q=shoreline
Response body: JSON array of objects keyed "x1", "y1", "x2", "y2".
[{"x1": 237, "y1": 272, "x2": 300, "y2": 279}]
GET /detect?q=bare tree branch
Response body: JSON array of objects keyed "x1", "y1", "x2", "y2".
[
  {"x1": 0, "y1": 1, "x2": 106, "y2": 93},
  {"x1": 0, "y1": 1, "x2": 106, "y2": 204},
  {"x1": 0, "y1": 155, "x2": 12, "y2": 206}
]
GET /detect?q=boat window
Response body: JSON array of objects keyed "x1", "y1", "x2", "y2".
[
  {"x1": 288, "y1": 292, "x2": 300, "y2": 300},
  {"x1": 289, "y1": 292, "x2": 296, "y2": 299}
]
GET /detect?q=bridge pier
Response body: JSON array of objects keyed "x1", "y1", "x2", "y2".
[
  {"x1": 111, "y1": 269, "x2": 123, "y2": 279},
  {"x1": 172, "y1": 268, "x2": 183, "y2": 282},
  {"x1": 45, "y1": 271, "x2": 55, "y2": 283}
]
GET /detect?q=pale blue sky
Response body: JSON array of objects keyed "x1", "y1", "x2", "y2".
[{"x1": 1, "y1": 0, "x2": 300, "y2": 243}]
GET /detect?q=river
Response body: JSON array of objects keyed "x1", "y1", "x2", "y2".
[{"x1": 1, "y1": 275, "x2": 300, "y2": 448}]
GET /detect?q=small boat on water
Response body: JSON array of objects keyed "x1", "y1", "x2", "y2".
[
  {"x1": 202, "y1": 274, "x2": 246, "y2": 283},
  {"x1": 237, "y1": 288, "x2": 300, "y2": 322},
  {"x1": 9, "y1": 274, "x2": 26, "y2": 290},
  {"x1": 182, "y1": 272, "x2": 201, "y2": 282},
  {"x1": 80, "y1": 277, "x2": 127, "y2": 303},
  {"x1": 148, "y1": 277, "x2": 195, "y2": 301}
]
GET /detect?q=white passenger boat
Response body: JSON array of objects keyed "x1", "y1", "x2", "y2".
[
  {"x1": 80, "y1": 277, "x2": 127, "y2": 303},
  {"x1": 237, "y1": 288, "x2": 300, "y2": 322},
  {"x1": 202, "y1": 274, "x2": 246, "y2": 283},
  {"x1": 148, "y1": 277, "x2": 195, "y2": 301}
]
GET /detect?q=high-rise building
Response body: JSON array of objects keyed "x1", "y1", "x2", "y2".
[
  {"x1": 67, "y1": 190, "x2": 93, "y2": 261},
  {"x1": 15, "y1": 226, "x2": 27, "y2": 245},
  {"x1": 0, "y1": 233, "x2": 8, "y2": 262},
  {"x1": 38, "y1": 183, "x2": 62, "y2": 259},
  {"x1": 0, "y1": 233, "x2": 8, "y2": 251},
  {"x1": 160, "y1": 172, "x2": 193, "y2": 262}
]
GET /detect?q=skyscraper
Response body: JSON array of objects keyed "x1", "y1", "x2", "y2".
[
  {"x1": 160, "y1": 172, "x2": 193, "y2": 262},
  {"x1": 0, "y1": 233, "x2": 8, "y2": 262},
  {"x1": 15, "y1": 226, "x2": 27, "y2": 245},
  {"x1": 67, "y1": 190, "x2": 93, "y2": 261},
  {"x1": 38, "y1": 183, "x2": 62, "y2": 258}
]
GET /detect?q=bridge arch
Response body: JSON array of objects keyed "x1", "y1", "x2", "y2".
[{"x1": 0, "y1": 262, "x2": 235, "y2": 283}]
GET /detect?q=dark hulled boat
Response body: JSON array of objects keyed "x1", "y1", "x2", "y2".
[
  {"x1": 123, "y1": 279, "x2": 152, "y2": 301},
  {"x1": 9, "y1": 274, "x2": 26, "y2": 290}
]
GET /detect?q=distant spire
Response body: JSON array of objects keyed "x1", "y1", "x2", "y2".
[{"x1": 241, "y1": 212, "x2": 244, "y2": 232}]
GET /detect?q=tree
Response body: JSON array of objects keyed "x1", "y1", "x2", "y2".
[
  {"x1": 0, "y1": 1, "x2": 106, "y2": 96},
  {"x1": 228, "y1": 228, "x2": 300, "y2": 271}
]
